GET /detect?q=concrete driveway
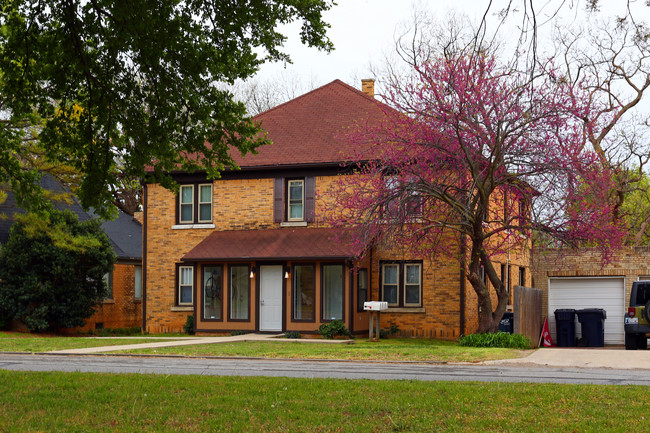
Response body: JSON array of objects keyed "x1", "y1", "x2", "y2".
[{"x1": 489, "y1": 347, "x2": 650, "y2": 370}]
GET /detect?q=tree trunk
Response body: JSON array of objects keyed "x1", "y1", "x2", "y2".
[{"x1": 467, "y1": 238, "x2": 509, "y2": 334}]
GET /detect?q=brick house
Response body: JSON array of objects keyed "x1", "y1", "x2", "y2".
[
  {"x1": 0, "y1": 174, "x2": 143, "y2": 331},
  {"x1": 142, "y1": 79, "x2": 532, "y2": 338}
]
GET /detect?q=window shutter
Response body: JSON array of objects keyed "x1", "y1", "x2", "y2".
[
  {"x1": 273, "y1": 177, "x2": 284, "y2": 223},
  {"x1": 305, "y1": 176, "x2": 316, "y2": 222}
]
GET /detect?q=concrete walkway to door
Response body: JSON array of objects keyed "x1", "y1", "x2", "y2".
[{"x1": 46, "y1": 333, "x2": 353, "y2": 355}]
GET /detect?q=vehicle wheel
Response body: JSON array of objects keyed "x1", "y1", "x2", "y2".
[
  {"x1": 625, "y1": 332, "x2": 638, "y2": 350},
  {"x1": 638, "y1": 334, "x2": 649, "y2": 350},
  {"x1": 645, "y1": 300, "x2": 650, "y2": 322}
]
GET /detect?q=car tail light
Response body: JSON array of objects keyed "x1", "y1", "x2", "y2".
[{"x1": 629, "y1": 307, "x2": 636, "y2": 317}]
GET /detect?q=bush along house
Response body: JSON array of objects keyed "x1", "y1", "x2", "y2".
[{"x1": 142, "y1": 79, "x2": 532, "y2": 338}]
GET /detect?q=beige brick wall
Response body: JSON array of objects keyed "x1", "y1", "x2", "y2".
[
  {"x1": 144, "y1": 175, "x2": 342, "y2": 333},
  {"x1": 532, "y1": 247, "x2": 650, "y2": 320},
  {"x1": 144, "y1": 174, "x2": 533, "y2": 338}
]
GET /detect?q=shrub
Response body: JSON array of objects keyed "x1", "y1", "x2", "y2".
[
  {"x1": 0, "y1": 211, "x2": 115, "y2": 332},
  {"x1": 458, "y1": 332, "x2": 532, "y2": 349},
  {"x1": 284, "y1": 331, "x2": 302, "y2": 339},
  {"x1": 184, "y1": 315, "x2": 195, "y2": 335},
  {"x1": 230, "y1": 330, "x2": 248, "y2": 336},
  {"x1": 318, "y1": 320, "x2": 352, "y2": 339},
  {"x1": 380, "y1": 324, "x2": 400, "y2": 339}
]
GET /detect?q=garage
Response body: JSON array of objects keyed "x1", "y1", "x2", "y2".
[{"x1": 548, "y1": 277, "x2": 625, "y2": 345}]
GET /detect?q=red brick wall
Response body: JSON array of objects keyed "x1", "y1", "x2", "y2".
[{"x1": 75, "y1": 262, "x2": 142, "y2": 331}]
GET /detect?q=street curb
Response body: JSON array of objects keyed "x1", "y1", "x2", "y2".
[{"x1": 0, "y1": 351, "x2": 451, "y2": 365}]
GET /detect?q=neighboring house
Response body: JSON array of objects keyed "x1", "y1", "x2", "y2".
[
  {"x1": 532, "y1": 247, "x2": 650, "y2": 345},
  {"x1": 0, "y1": 174, "x2": 143, "y2": 331},
  {"x1": 142, "y1": 79, "x2": 532, "y2": 338}
]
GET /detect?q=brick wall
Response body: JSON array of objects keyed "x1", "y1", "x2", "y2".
[
  {"x1": 145, "y1": 176, "x2": 343, "y2": 333},
  {"x1": 67, "y1": 262, "x2": 142, "y2": 333},
  {"x1": 532, "y1": 247, "x2": 650, "y2": 320},
  {"x1": 144, "y1": 174, "x2": 533, "y2": 338}
]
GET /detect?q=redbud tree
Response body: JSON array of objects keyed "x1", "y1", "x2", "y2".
[{"x1": 330, "y1": 53, "x2": 625, "y2": 333}]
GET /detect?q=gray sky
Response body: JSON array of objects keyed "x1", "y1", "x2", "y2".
[{"x1": 254, "y1": 0, "x2": 650, "y2": 91}]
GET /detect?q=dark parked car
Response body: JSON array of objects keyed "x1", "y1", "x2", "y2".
[{"x1": 624, "y1": 281, "x2": 650, "y2": 350}]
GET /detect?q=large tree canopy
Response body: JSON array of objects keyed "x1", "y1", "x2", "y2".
[
  {"x1": 330, "y1": 52, "x2": 624, "y2": 333},
  {"x1": 0, "y1": 0, "x2": 333, "y2": 217}
]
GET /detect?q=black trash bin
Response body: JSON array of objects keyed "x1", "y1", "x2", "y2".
[
  {"x1": 554, "y1": 309, "x2": 576, "y2": 347},
  {"x1": 576, "y1": 308, "x2": 607, "y2": 347},
  {"x1": 498, "y1": 312, "x2": 514, "y2": 333}
]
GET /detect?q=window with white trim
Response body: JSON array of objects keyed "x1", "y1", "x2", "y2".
[
  {"x1": 381, "y1": 261, "x2": 422, "y2": 307},
  {"x1": 179, "y1": 185, "x2": 194, "y2": 223},
  {"x1": 287, "y1": 179, "x2": 304, "y2": 221},
  {"x1": 178, "y1": 266, "x2": 194, "y2": 305},
  {"x1": 178, "y1": 183, "x2": 213, "y2": 224},
  {"x1": 404, "y1": 263, "x2": 421, "y2": 306},
  {"x1": 198, "y1": 184, "x2": 212, "y2": 222}
]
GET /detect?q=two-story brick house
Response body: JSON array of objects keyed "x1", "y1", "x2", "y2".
[{"x1": 142, "y1": 79, "x2": 532, "y2": 338}]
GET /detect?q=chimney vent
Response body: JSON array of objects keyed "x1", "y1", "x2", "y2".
[{"x1": 361, "y1": 79, "x2": 375, "y2": 98}]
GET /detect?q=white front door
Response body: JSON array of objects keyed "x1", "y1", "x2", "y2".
[{"x1": 259, "y1": 265, "x2": 283, "y2": 331}]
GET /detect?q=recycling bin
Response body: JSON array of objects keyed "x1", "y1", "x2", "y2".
[
  {"x1": 576, "y1": 308, "x2": 607, "y2": 347},
  {"x1": 498, "y1": 312, "x2": 514, "y2": 333},
  {"x1": 554, "y1": 309, "x2": 576, "y2": 347}
]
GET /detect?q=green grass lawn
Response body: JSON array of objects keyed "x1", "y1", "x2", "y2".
[
  {"x1": 0, "y1": 370, "x2": 647, "y2": 432},
  {"x1": 117, "y1": 338, "x2": 530, "y2": 363},
  {"x1": 0, "y1": 332, "x2": 181, "y2": 352}
]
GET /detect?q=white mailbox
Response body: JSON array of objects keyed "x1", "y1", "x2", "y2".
[{"x1": 364, "y1": 301, "x2": 388, "y2": 311}]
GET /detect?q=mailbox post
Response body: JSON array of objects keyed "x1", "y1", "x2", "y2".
[{"x1": 364, "y1": 301, "x2": 388, "y2": 341}]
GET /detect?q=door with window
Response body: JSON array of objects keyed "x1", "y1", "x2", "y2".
[{"x1": 259, "y1": 265, "x2": 283, "y2": 331}]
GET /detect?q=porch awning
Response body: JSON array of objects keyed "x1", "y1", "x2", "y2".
[{"x1": 181, "y1": 227, "x2": 358, "y2": 262}]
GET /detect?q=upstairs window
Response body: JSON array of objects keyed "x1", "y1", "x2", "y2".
[
  {"x1": 179, "y1": 185, "x2": 194, "y2": 223},
  {"x1": 274, "y1": 177, "x2": 315, "y2": 223},
  {"x1": 198, "y1": 184, "x2": 213, "y2": 222},
  {"x1": 178, "y1": 183, "x2": 212, "y2": 224},
  {"x1": 381, "y1": 176, "x2": 423, "y2": 220},
  {"x1": 287, "y1": 179, "x2": 304, "y2": 221}
]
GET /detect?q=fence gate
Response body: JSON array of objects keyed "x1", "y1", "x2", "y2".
[{"x1": 513, "y1": 286, "x2": 543, "y2": 347}]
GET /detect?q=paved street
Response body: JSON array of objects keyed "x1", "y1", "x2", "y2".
[{"x1": 2, "y1": 353, "x2": 650, "y2": 385}]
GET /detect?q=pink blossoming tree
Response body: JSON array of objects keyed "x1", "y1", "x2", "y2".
[{"x1": 330, "y1": 53, "x2": 625, "y2": 333}]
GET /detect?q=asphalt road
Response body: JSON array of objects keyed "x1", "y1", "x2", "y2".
[{"x1": 2, "y1": 353, "x2": 650, "y2": 385}]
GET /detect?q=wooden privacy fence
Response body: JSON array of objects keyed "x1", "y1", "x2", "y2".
[{"x1": 513, "y1": 285, "x2": 543, "y2": 347}]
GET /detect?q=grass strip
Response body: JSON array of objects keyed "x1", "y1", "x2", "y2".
[
  {"x1": 0, "y1": 370, "x2": 647, "y2": 432},
  {"x1": 117, "y1": 338, "x2": 529, "y2": 363},
  {"x1": 0, "y1": 336, "x2": 178, "y2": 352}
]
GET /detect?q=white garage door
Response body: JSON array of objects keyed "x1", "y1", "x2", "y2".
[{"x1": 548, "y1": 277, "x2": 624, "y2": 345}]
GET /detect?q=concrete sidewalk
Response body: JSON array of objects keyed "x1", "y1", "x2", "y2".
[
  {"x1": 47, "y1": 333, "x2": 353, "y2": 354},
  {"x1": 487, "y1": 347, "x2": 650, "y2": 370}
]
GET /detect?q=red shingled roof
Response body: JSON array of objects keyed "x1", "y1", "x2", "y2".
[
  {"x1": 231, "y1": 79, "x2": 390, "y2": 168},
  {"x1": 181, "y1": 227, "x2": 357, "y2": 261}
]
